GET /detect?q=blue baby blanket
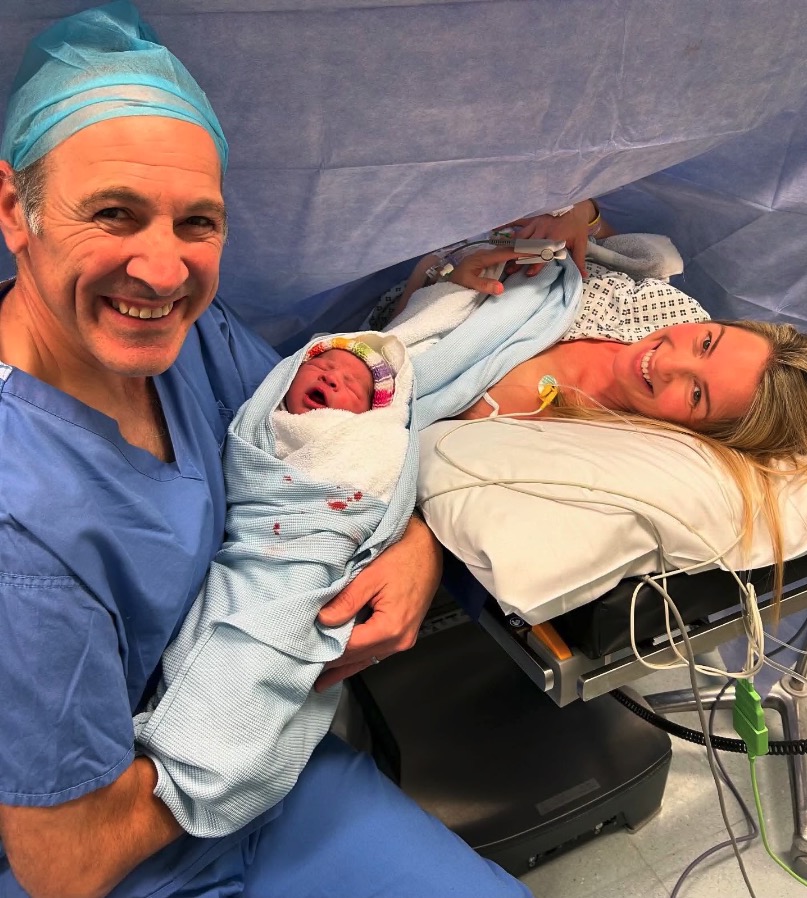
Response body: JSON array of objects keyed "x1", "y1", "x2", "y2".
[
  {"x1": 134, "y1": 257, "x2": 580, "y2": 836},
  {"x1": 391, "y1": 257, "x2": 583, "y2": 429},
  {"x1": 135, "y1": 331, "x2": 417, "y2": 837}
]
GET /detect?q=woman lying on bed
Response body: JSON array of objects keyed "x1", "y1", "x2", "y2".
[
  {"x1": 482, "y1": 211, "x2": 803, "y2": 435},
  {"x1": 379, "y1": 199, "x2": 807, "y2": 598}
]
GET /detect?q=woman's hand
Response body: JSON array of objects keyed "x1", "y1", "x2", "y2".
[
  {"x1": 504, "y1": 199, "x2": 599, "y2": 278},
  {"x1": 314, "y1": 514, "x2": 443, "y2": 690},
  {"x1": 445, "y1": 247, "x2": 520, "y2": 295},
  {"x1": 390, "y1": 253, "x2": 443, "y2": 319}
]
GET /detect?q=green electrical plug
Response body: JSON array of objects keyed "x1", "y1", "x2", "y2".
[{"x1": 733, "y1": 679, "x2": 769, "y2": 759}]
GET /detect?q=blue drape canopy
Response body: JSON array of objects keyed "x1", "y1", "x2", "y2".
[{"x1": 2, "y1": 1, "x2": 806, "y2": 349}]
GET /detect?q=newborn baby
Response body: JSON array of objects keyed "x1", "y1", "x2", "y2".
[{"x1": 134, "y1": 331, "x2": 415, "y2": 837}]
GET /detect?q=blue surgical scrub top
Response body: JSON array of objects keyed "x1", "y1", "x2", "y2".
[{"x1": 0, "y1": 286, "x2": 283, "y2": 897}]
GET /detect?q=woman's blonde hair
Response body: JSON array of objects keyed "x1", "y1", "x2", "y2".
[
  {"x1": 702, "y1": 320, "x2": 807, "y2": 462},
  {"x1": 552, "y1": 320, "x2": 807, "y2": 603}
]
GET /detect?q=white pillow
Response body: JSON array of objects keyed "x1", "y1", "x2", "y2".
[{"x1": 417, "y1": 418, "x2": 807, "y2": 624}]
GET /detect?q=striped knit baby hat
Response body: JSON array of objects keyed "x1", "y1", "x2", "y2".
[{"x1": 303, "y1": 336, "x2": 396, "y2": 409}]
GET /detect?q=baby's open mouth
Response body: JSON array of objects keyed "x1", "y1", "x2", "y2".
[{"x1": 307, "y1": 388, "x2": 327, "y2": 408}]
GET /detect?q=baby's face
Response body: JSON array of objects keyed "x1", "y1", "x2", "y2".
[{"x1": 285, "y1": 349, "x2": 374, "y2": 414}]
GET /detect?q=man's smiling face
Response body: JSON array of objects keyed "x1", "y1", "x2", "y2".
[{"x1": 7, "y1": 115, "x2": 226, "y2": 380}]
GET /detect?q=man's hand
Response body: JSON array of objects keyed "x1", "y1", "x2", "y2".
[{"x1": 315, "y1": 514, "x2": 442, "y2": 691}]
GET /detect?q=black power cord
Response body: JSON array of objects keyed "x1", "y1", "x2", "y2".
[
  {"x1": 611, "y1": 608, "x2": 807, "y2": 754},
  {"x1": 610, "y1": 687, "x2": 807, "y2": 755}
]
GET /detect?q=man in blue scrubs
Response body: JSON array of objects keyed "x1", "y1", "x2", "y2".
[{"x1": 0, "y1": 4, "x2": 532, "y2": 897}]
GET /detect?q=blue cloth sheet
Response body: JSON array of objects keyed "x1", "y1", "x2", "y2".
[
  {"x1": 3, "y1": 1, "x2": 807, "y2": 342},
  {"x1": 407, "y1": 258, "x2": 583, "y2": 428}
]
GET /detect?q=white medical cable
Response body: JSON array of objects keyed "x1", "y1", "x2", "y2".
[
  {"x1": 423, "y1": 400, "x2": 807, "y2": 895},
  {"x1": 764, "y1": 631, "x2": 807, "y2": 655},
  {"x1": 424, "y1": 393, "x2": 807, "y2": 895},
  {"x1": 764, "y1": 656, "x2": 807, "y2": 684},
  {"x1": 426, "y1": 414, "x2": 768, "y2": 680},
  {"x1": 428, "y1": 422, "x2": 763, "y2": 680},
  {"x1": 428, "y1": 386, "x2": 806, "y2": 684},
  {"x1": 636, "y1": 582, "x2": 807, "y2": 683},
  {"x1": 432, "y1": 397, "x2": 764, "y2": 581},
  {"x1": 628, "y1": 554, "x2": 765, "y2": 679},
  {"x1": 638, "y1": 574, "x2": 759, "y2": 898}
]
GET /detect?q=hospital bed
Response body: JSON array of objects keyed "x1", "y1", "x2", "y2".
[
  {"x1": 4, "y1": 0, "x2": 807, "y2": 882},
  {"x1": 447, "y1": 552, "x2": 807, "y2": 707}
]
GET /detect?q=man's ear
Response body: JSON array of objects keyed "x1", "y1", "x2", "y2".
[{"x1": 0, "y1": 161, "x2": 30, "y2": 255}]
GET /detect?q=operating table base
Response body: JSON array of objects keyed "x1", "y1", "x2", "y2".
[
  {"x1": 763, "y1": 652, "x2": 807, "y2": 879},
  {"x1": 352, "y1": 614, "x2": 672, "y2": 876}
]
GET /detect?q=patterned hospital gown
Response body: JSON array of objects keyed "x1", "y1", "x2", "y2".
[{"x1": 562, "y1": 261, "x2": 709, "y2": 343}]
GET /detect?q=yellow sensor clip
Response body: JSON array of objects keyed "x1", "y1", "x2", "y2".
[{"x1": 537, "y1": 374, "x2": 559, "y2": 412}]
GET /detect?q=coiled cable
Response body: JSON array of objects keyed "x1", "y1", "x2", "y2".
[{"x1": 610, "y1": 687, "x2": 807, "y2": 755}]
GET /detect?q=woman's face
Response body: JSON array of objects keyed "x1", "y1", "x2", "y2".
[{"x1": 611, "y1": 322, "x2": 771, "y2": 430}]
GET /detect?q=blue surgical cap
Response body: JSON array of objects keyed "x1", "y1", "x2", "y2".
[{"x1": 0, "y1": 1, "x2": 228, "y2": 171}]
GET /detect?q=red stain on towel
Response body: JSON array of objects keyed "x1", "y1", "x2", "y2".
[
  {"x1": 327, "y1": 500, "x2": 348, "y2": 511},
  {"x1": 283, "y1": 475, "x2": 292, "y2": 482},
  {"x1": 354, "y1": 491, "x2": 363, "y2": 501},
  {"x1": 273, "y1": 522, "x2": 281, "y2": 533}
]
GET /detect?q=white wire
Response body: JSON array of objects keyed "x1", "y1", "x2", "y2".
[
  {"x1": 638, "y1": 574, "x2": 758, "y2": 898},
  {"x1": 764, "y1": 631, "x2": 807, "y2": 656},
  {"x1": 424, "y1": 389, "x2": 807, "y2": 895},
  {"x1": 421, "y1": 388, "x2": 807, "y2": 898},
  {"x1": 764, "y1": 655, "x2": 807, "y2": 684}
]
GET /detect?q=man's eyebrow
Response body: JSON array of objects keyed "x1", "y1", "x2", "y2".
[
  {"x1": 186, "y1": 198, "x2": 229, "y2": 225},
  {"x1": 76, "y1": 186, "x2": 145, "y2": 215},
  {"x1": 702, "y1": 323, "x2": 726, "y2": 418},
  {"x1": 76, "y1": 187, "x2": 227, "y2": 223}
]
